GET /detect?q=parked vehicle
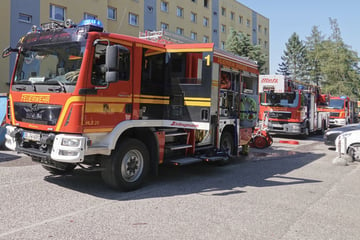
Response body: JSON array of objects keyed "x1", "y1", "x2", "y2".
[
  {"x1": 3, "y1": 19, "x2": 259, "y2": 191},
  {"x1": 335, "y1": 129, "x2": 360, "y2": 161},
  {"x1": 318, "y1": 96, "x2": 357, "y2": 127},
  {"x1": 258, "y1": 75, "x2": 329, "y2": 137},
  {"x1": 324, "y1": 123, "x2": 360, "y2": 147}
]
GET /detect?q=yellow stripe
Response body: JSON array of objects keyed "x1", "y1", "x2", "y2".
[
  {"x1": 184, "y1": 101, "x2": 211, "y2": 107},
  {"x1": 55, "y1": 96, "x2": 85, "y2": 131},
  {"x1": 85, "y1": 103, "x2": 125, "y2": 113},
  {"x1": 184, "y1": 97, "x2": 211, "y2": 101},
  {"x1": 9, "y1": 94, "x2": 15, "y2": 125},
  {"x1": 86, "y1": 96, "x2": 132, "y2": 103},
  {"x1": 83, "y1": 128, "x2": 113, "y2": 133},
  {"x1": 166, "y1": 48, "x2": 213, "y2": 53}
]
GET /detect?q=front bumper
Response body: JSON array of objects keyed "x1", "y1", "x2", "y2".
[
  {"x1": 266, "y1": 121, "x2": 304, "y2": 135},
  {"x1": 329, "y1": 118, "x2": 346, "y2": 127},
  {"x1": 5, "y1": 125, "x2": 86, "y2": 163}
]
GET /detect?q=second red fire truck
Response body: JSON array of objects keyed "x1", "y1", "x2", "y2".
[{"x1": 258, "y1": 75, "x2": 329, "y2": 136}]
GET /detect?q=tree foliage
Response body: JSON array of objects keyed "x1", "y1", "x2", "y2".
[
  {"x1": 225, "y1": 28, "x2": 267, "y2": 73},
  {"x1": 277, "y1": 18, "x2": 360, "y2": 99}
]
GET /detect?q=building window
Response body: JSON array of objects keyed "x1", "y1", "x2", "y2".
[
  {"x1": 264, "y1": 27, "x2": 268, "y2": 36},
  {"x1": 203, "y1": 17, "x2": 209, "y2": 27},
  {"x1": 204, "y1": 0, "x2": 208, "y2": 8},
  {"x1": 161, "y1": 1, "x2": 168, "y2": 12},
  {"x1": 264, "y1": 41, "x2": 268, "y2": 49},
  {"x1": 84, "y1": 13, "x2": 97, "y2": 20},
  {"x1": 176, "y1": 7, "x2": 184, "y2": 17},
  {"x1": 108, "y1": 7, "x2": 117, "y2": 20},
  {"x1": 203, "y1": 35, "x2": 209, "y2": 43},
  {"x1": 129, "y1": 13, "x2": 138, "y2": 26},
  {"x1": 258, "y1": 25, "x2": 262, "y2": 33},
  {"x1": 176, "y1": 27, "x2": 184, "y2": 35},
  {"x1": 258, "y1": 38, "x2": 262, "y2": 45},
  {"x1": 49, "y1": 4, "x2": 65, "y2": 21},
  {"x1": 221, "y1": 24, "x2": 226, "y2": 33},
  {"x1": 239, "y1": 16, "x2": 243, "y2": 24},
  {"x1": 190, "y1": 12, "x2": 197, "y2": 23},
  {"x1": 161, "y1": 22, "x2": 169, "y2": 30},
  {"x1": 246, "y1": 19, "x2": 250, "y2": 27},
  {"x1": 191, "y1": 0, "x2": 197, "y2": 3},
  {"x1": 221, "y1": 7, "x2": 226, "y2": 16},
  {"x1": 190, "y1": 32, "x2": 197, "y2": 40},
  {"x1": 221, "y1": 41, "x2": 225, "y2": 49},
  {"x1": 230, "y1": 12, "x2": 234, "y2": 20},
  {"x1": 18, "y1": 13, "x2": 32, "y2": 23}
]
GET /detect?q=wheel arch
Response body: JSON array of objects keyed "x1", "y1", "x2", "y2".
[{"x1": 115, "y1": 127, "x2": 160, "y2": 177}]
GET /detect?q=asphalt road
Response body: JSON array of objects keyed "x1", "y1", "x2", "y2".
[{"x1": 0, "y1": 135, "x2": 359, "y2": 240}]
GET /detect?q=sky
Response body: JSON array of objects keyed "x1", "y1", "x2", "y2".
[{"x1": 238, "y1": 0, "x2": 360, "y2": 74}]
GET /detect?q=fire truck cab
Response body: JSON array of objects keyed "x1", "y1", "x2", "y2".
[
  {"x1": 3, "y1": 19, "x2": 259, "y2": 190},
  {"x1": 258, "y1": 75, "x2": 329, "y2": 136}
]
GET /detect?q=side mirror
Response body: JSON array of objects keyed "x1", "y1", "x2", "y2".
[
  {"x1": 105, "y1": 45, "x2": 129, "y2": 83},
  {"x1": 2, "y1": 46, "x2": 18, "y2": 58}
]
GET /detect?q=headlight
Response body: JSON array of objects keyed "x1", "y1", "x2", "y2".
[{"x1": 61, "y1": 138, "x2": 81, "y2": 147}]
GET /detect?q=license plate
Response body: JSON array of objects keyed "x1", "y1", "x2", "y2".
[{"x1": 23, "y1": 131, "x2": 41, "y2": 142}]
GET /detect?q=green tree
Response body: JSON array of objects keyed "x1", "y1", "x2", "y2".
[
  {"x1": 277, "y1": 33, "x2": 308, "y2": 81},
  {"x1": 305, "y1": 26, "x2": 325, "y2": 86},
  {"x1": 318, "y1": 18, "x2": 360, "y2": 98},
  {"x1": 225, "y1": 28, "x2": 267, "y2": 73}
]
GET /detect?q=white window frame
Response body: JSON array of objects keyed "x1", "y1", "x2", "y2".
[
  {"x1": 18, "y1": 13, "x2": 32, "y2": 23},
  {"x1": 176, "y1": 27, "x2": 184, "y2": 35},
  {"x1": 177, "y1": 7, "x2": 184, "y2": 17},
  {"x1": 190, "y1": 12, "x2": 197, "y2": 23},
  {"x1": 50, "y1": 4, "x2": 65, "y2": 21},
  {"x1": 203, "y1": 17, "x2": 208, "y2": 27},
  {"x1": 108, "y1": 7, "x2": 117, "y2": 20},
  {"x1": 160, "y1": 1, "x2": 168, "y2": 12},
  {"x1": 129, "y1": 13, "x2": 139, "y2": 26},
  {"x1": 84, "y1": 12, "x2": 97, "y2": 20}
]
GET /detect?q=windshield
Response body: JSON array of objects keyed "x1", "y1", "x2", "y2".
[
  {"x1": 260, "y1": 92, "x2": 299, "y2": 107},
  {"x1": 328, "y1": 99, "x2": 345, "y2": 109},
  {"x1": 14, "y1": 42, "x2": 85, "y2": 86}
]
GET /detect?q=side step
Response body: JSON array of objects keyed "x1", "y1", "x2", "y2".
[
  {"x1": 169, "y1": 155, "x2": 229, "y2": 166},
  {"x1": 169, "y1": 157, "x2": 202, "y2": 166}
]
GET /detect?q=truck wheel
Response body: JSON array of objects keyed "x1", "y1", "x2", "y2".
[
  {"x1": 348, "y1": 143, "x2": 360, "y2": 162},
  {"x1": 102, "y1": 138, "x2": 149, "y2": 191},
  {"x1": 42, "y1": 163, "x2": 76, "y2": 175}
]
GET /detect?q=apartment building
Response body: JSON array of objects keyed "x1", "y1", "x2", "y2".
[{"x1": 0, "y1": 0, "x2": 269, "y2": 92}]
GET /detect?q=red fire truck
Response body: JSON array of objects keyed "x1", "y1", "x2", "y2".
[
  {"x1": 3, "y1": 19, "x2": 259, "y2": 190},
  {"x1": 317, "y1": 96, "x2": 357, "y2": 127},
  {"x1": 258, "y1": 75, "x2": 329, "y2": 136}
]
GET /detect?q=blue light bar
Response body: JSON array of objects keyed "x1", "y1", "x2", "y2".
[{"x1": 78, "y1": 19, "x2": 104, "y2": 32}]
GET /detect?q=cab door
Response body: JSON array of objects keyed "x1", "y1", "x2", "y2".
[{"x1": 83, "y1": 41, "x2": 133, "y2": 133}]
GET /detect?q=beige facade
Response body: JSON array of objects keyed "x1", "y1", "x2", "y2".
[
  {"x1": 0, "y1": 0, "x2": 11, "y2": 92},
  {"x1": 0, "y1": 0, "x2": 269, "y2": 92}
]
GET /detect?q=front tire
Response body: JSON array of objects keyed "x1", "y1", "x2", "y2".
[
  {"x1": 348, "y1": 143, "x2": 360, "y2": 162},
  {"x1": 102, "y1": 138, "x2": 150, "y2": 191}
]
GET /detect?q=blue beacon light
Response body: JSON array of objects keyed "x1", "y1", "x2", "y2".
[{"x1": 78, "y1": 19, "x2": 104, "y2": 32}]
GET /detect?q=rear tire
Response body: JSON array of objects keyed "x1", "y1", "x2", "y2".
[{"x1": 102, "y1": 138, "x2": 149, "y2": 191}]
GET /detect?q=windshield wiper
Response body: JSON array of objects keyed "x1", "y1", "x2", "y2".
[
  {"x1": 47, "y1": 79, "x2": 67, "y2": 93},
  {"x1": 15, "y1": 80, "x2": 37, "y2": 92}
]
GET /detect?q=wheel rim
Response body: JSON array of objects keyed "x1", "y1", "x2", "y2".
[{"x1": 121, "y1": 149, "x2": 144, "y2": 182}]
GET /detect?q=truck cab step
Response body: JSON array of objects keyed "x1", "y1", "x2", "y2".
[
  {"x1": 166, "y1": 144, "x2": 192, "y2": 151},
  {"x1": 169, "y1": 157, "x2": 202, "y2": 166}
]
